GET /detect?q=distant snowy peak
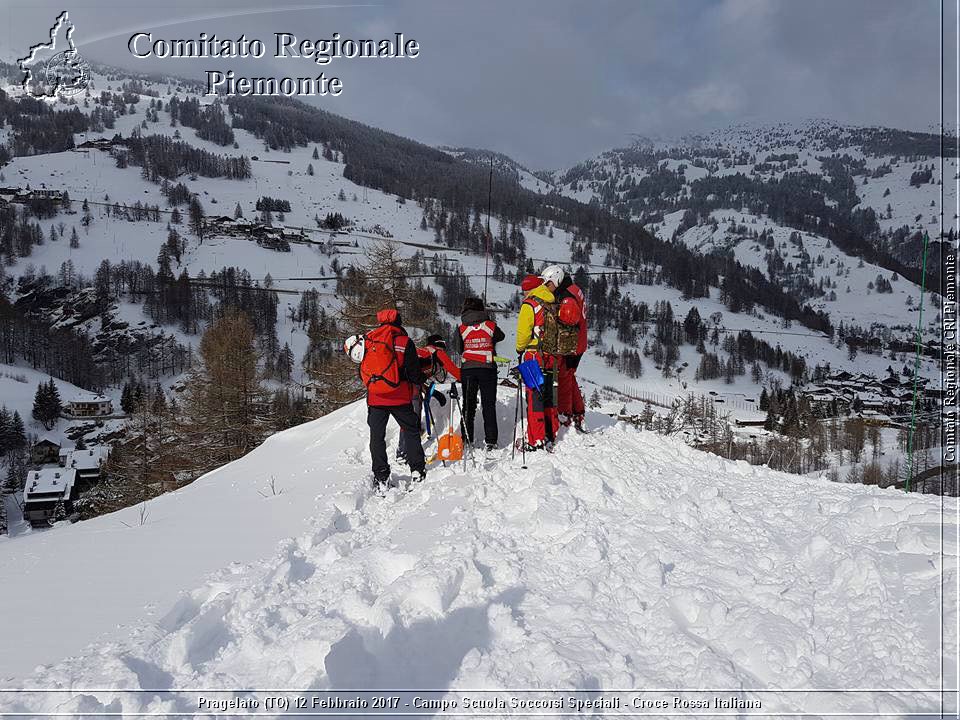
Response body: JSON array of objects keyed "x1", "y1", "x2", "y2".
[{"x1": 560, "y1": 118, "x2": 951, "y2": 180}]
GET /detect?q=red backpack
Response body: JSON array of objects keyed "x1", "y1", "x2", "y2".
[{"x1": 360, "y1": 324, "x2": 403, "y2": 391}]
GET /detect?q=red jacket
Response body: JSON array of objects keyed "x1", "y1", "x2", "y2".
[
  {"x1": 365, "y1": 309, "x2": 423, "y2": 407},
  {"x1": 417, "y1": 345, "x2": 462, "y2": 382}
]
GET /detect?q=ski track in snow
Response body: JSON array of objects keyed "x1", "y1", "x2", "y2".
[{"x1": 2, "y1": 391, "x2": 955, "y2": 719}]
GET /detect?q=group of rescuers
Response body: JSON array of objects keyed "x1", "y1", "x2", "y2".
[{"x1": 345, "y1": 264, "x2": 588, "y2": 492}]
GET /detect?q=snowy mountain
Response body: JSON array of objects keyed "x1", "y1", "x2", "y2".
[
  {"x1": 2, "y1": 390, "x2": 956, "y2": 717},
  {"x1": 550, "y1": 118, "x2": 955, "y2": 273},
  {"x1": 440, "y1": 146, "x2": 558, "y2": 194}
]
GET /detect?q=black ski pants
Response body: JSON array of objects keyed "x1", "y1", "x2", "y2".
[
  {"x1": 368, "y1": 403, "x2": 424, "y2": 481},
  {"x1": 462, "y1": 366, "x2": 499, "y2": 446}
]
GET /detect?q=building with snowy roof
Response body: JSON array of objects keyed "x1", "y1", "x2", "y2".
[
  {"x1": 64, "y1": 392, "x2": 113, "y2": 418},
  {"x1": 30, "y1": 437, "x2": 61, "y2": 465},
  {"x1": 66, "y1": 447, "x2": 106, "y2": 484},
  {"x1": 22, "y1": 468, "x2": 77, "y2": 527}
]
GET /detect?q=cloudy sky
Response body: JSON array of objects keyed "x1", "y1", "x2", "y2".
[{"x1": 6, "y1": 0, "x2": 956, "y2": 168}]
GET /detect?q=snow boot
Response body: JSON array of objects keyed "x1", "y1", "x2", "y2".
[{"x1": 516, "y1": 439, "x2": 545, "y2": 453}]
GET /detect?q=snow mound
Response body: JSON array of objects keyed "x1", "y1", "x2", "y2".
[{"x1": 1, "y1": 389, "x2": 956, "y2": 717}]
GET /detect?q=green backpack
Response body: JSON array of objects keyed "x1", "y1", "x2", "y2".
[{"x1": 539, "y1": 302, "x2": 579, "y2": 356}]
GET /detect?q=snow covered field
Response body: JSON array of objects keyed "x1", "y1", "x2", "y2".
[{"x1": 1, "y1": 390, "x2": 955, "y2": 717}]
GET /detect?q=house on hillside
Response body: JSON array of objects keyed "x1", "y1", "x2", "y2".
[
  {"x1": 801, "y1": 367, "x2": 936, "y2": 422},
  {"x1": 22, "y1": 468, "x2": 77, "y2": 527},
  {"x1": 301, "y1": 380, "x2": 324, "y2": 404},
  {"x1": 66, "y1": 447, "x2": 106, "y2": 484},
  {"x1": 64, "y1": 392, "x2": 113, "y2": 418},
  {"x1": 0, "y1": 187, "x2": 63, "y2": 204},
  {"x1": 202, "y1": 216, "x2": 302, "y2": 252},
  {"x1": 76, "y1": 138, "x2": 124, "y2": 151},
  {"x1": 30, "y1": 437, "x2": 61, "y2": 465}
]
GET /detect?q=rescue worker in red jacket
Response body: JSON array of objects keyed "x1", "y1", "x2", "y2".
[
  {"x1": 397, "y1": 335, "x2": 461, "y2": 458},
  {"x1": 547, "y1": 266, "x2": 588, "y2": 430},
  {"x1": 363, "y1": 309, "x2": 426, "y2": 492},
  {"x1": 459, "y1": 297, "x2": 505, "y2": 450},
  {"x1": 515, "y1": 274, "x2": 559, "y2": 449},
  {"x1": 419, "y1": 334, "x2": 462, "y2": 384}
]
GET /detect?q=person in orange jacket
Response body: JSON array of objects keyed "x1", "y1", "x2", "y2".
[
  {"x1": 418, "y1": 334, "x2": 462, "y2": 384},
  {"x1": 361, "y1": 309, "x2": 426, "y2": 493},
  {"x1": 515, "y1": 274, "x2": 559, "y2": 450},
  {"x1": 398, "y1": 334, "x2": 461, "y2": 462}
]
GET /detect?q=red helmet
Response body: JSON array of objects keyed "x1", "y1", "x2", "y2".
[
  {"x1": 521, "y1": 274, "x2": 543, "y2": 292},
  {"x1": 558, "y1": 296, "x2": 581, "y2": 325}
]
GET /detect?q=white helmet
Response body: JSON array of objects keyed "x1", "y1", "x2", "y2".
[
  {"x1": 343, "y1": 334, "x2": 365, "y2": 364},
  {"x1": 541, "y1": 264, "x2": 565, "y2": 288}
]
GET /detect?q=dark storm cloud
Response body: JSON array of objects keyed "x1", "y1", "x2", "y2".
[{"x1": 6, "y1": 0, "x2": 953, "y2": 168}]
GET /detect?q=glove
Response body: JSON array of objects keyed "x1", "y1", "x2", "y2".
[
  {"x1": 566, "y1": 354, "x2": 582, "y2": 370},
  {"x1": 432, "y1": 390, "x2": 447, "y2": 407},
  {"x1": 449, "y1": 382, "x2": 459, "y2": 400}
]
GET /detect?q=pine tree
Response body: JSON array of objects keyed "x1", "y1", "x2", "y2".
[
  {"x1": 120, "y1": 381, "x2": 135, "y2": 414},
  {"x1": 277, "y1": 343, "x2": 294, "y2": 382},
  {"x1": 10, "y1": 412, "x2": 25, "y2": 451},
  {"x1": 233, "y1": 202, "x2": 243, "y2": 219},
  {"x1": 32, "y1": 382, "x2": 50, "y2": 429},
  {"x1": 69, "y1": 226, "x2": 80, "y2": 248},
  {"x1": 4, "y1": 461, "x2": 19, "y2": 495},
  {"x1": 312, "y1": 146, "x2": 320, "y2": 160},
  {"x1": 45, "y1": 378, "x2": 62, "y2": 426},
  {"x1": 188, "y1": 196, "x2": 205, "y2": 240},
  {"x1": 81, "y1": 199, "x2": 93, "y2": 231},
  {"x1": 0, "y1": 407, "x2": 10, "y2": 456}
]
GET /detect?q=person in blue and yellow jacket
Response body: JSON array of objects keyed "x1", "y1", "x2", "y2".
[{"x1": 515, "y1": 274, "x2": 559, "y2": 449}]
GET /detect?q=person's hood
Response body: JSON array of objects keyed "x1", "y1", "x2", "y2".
[
  {"x1": 525, "y1": 285, "x2": 555, "y2": 303},
  {"x1": 377, "y1": 308, "x2": 400, "y2": 325},
  {"x1": 521, "y1": 274, "x2": 543, "y2": 292},
  {"x1": 461, "y1": 309, "x2": 491, "y2": 325}
]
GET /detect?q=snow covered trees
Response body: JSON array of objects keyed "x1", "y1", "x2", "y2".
[
  {"x1": 588, "y1": 390, "x2": 601, "y2": 410},
  {"x1": 31, "y1": 379, "x2": 62, "y2": 430}
]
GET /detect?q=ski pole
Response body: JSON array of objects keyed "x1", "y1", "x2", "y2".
[
  {"x1": 454, "y1": 393, "x2": 472, "y2": 470},
  {"x1": 450, "y1": 382, "x2": 472, "y2": 470},
  {"x1": 520, "y1": 380, "x2": 527, "y2": 469},
  {"x1": 512, "y1": 377, "x2": 521, "y2": 461}
]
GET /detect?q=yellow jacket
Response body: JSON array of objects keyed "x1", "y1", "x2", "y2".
[{"x1": 516, "y1": 285, "x2": 555, "y2": 353}]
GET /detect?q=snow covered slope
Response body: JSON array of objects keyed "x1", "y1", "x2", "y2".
[{"x1": 1, "y1": 390, "x2": 955, "y2": 716}]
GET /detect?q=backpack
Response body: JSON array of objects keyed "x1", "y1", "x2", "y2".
[
  {"x1": 360, "y1": 325, "x2": 403, "y2": 391},
  {"x1": 418, "y1": 346, "x2": 449, "y2": 383},
  {"x1": 539, "y1": 301, "x2": 580, "y2": 356}
]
